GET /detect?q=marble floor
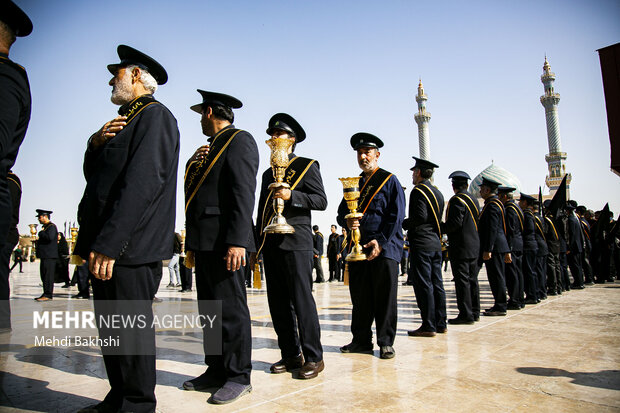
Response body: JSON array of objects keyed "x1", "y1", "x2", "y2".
[{"x1": 1, "y1": 260, "x2": 619, "y2": 412}]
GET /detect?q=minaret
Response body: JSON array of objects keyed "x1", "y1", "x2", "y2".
[
  {"x1": 540, "y1": 57, "x2": 571, "y2": 196},
  {"x1": 414, "y1": 79, "x2": 431, "y2": 160}
]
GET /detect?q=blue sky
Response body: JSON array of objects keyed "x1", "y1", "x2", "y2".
[{"x1": 9, "y1": 0, "x2": 620, "y2": 236}]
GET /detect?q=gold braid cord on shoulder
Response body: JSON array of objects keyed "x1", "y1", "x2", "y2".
[{"x1": 415, "y1": 183, "x2": 442, "y2": 237}]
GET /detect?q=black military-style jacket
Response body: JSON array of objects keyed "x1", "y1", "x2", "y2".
[
  {"x1": 0, "y1": 53, "x2": 30, "y2": 245},
  {"x1": 478, "y1": 195, "x2": 510, "y2": 254},
  {"x1": 566, "y1": 213, "x2": 584, "y2": 254},
  {"x1": 544, "y1": 215, "x2": 561, "y2": 255},
  {"x1": 405, "y1": 179, "x2": 445, "y2": 252},
  {"x1": 534, "y1": 213, "x2": 548, "y2": 257},
  {"x1": 327, "y1": 232, "x2": 340, "y2": 259},
  {"x1": 505, "y1": 200, "x2": 524, "y2": 253},
  {"x1": 186, "y1": 125, "x2": 259, "y2": 253},
  {"x1": 443, "y1": 190, "x2": 480, "y2": 260},
  {"x1": 522, "y1": 209, "x2": 539, "y2": 252},
  {"x1": 6, "y1": 172, "x2": 21, "y2": 247},
  {"x1": 37, "y1": 222, "x2": 58, "y2": 259},
  {"x1": 579, "y1": 217, "x2": 592, "y2": 251},
  {"x1": 313, "y1": 231, "x2": 324, "y2": 256},
  {"x1": 74, "y1": 95, "x2": 180, "y2": 264},
  {"x1": 258, "y1": 153, "x2": 327, "y2": 252}
]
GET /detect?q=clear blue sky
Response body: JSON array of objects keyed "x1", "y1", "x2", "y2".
[{"x1": 9, "y1": 0, "x2": 620, "y2": 236}]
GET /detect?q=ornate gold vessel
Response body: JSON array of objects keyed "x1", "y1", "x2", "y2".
[
  {"x1": 264, "y1": 136, "x2": 295, "y2": 234},
  {"x1": 339, "y1": 177, "x2": 367, "y2": 261}
]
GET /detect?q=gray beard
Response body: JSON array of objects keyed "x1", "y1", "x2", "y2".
[{"x1": 110, "y1": 79, "x2": 134, "y2": 105}]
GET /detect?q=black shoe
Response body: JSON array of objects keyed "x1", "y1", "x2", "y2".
[
  {"x1": 72, "y1": 294, "x2": 89, "y2": 299},
  {"x1": 77, "y1": 401, "x2": 119, "y2": 413},
  {"x1": 183, "y1": 371, "x2": 225, "y2": 391},
  {"x1": 270, "y1": 354, "x2": 304, "y2": 374},
  {"x1": 448, "y1": 317, "x2": 474, "y2": 325},
  {"x1": 507, "y1": 303, "x2": 521, "y2": 310},
  {"x1": 524, "y1": 298, "x2": 538, "y2": 305},
  {"x1": 483, "y1": 310, "x2": 506, "y2": 316},
  {"x1": 379, "y1": 346, "x2": 395, "y2": 359},
  {"x1": 61, "y1": 283, "x2": 70, "y2": 288},
  {"x1": 408, "y1": 328, "x2": 436, "y2": 337},
  {"x1": 298, "y1": 360, "x2": 325, "y2": 379},
  {"x1": 34, "y1": 295, "x2": 52, "y2": 301},
  {"x1": 573, "y1": 285, "x2": 585, "y2": 290},
  {"x1": 340, "y1": 342, "x2": 373, "y2": 354},
  {"x1": 210, "y1": 382, "x2": 252, "y2": 404},
  {"x1": 473, "y1": 315, "x2": 480, "y2": 322}
]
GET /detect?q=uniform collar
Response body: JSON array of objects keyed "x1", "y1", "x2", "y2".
[{"x1": 208, "y1": 124, "x2": 234, "y2": 143}]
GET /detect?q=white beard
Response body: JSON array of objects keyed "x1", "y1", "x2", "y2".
[{"x1": 110, "y1": 75, "x2": 134, "y2": 105}]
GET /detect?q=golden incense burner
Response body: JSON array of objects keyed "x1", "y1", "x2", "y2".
[
  {"x1": 339, "y1": 177, "x2": 367, "y2": 261},
  {"x1": 263, "y1": 136, "x2": 295, "y2": 234}
]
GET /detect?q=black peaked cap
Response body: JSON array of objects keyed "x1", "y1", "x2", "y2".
[
  {"x1": 350, "y1": 133, "x2": 384, "y2": 150},
  {"x1": 410, "y1": 156, "x2": 439, "y2": 171},
  {"x1": 266, "y1": 113, "x2": 306, "y2": 143},
  {"x1": 190, "y1": 89, "x2": 242, "y2": 114},
  {"x1": 0, "y1": 0, "x2": 32, "y2": 36},
  {"x1": 107, "y1": 45, "x2": 168, "y2": 85}
]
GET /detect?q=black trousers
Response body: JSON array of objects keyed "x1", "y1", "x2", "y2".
[
  {"x1": 195, "y1": 251, "x2": 252, "y2": 385},
  {"x1": 328, "y1": 256, "x2": 338, "y2": 281},
  {"x1": 179, "y1": 257, "x2": 193, "y2": 291},
  {"x1": 348, "y1": 257, "x2": 398, "y2": 346},
  {"x1": 546, "y1": 252, "x2": 560, "y2": 294},
  {"x1": 483, "y1": 253, "x2": 507, "y2": 312},
  {"x1": 264, "y1": 249, "x2": 323, "y2": 362},
  {"x1": 450, "y1": 257, "x2": 480, "y2": 321},
  {"x1": 559, "y1": 252, "x2": 571, "y2": 290},
  {"x1": 536, "y1": 254, "x2": 547, "y2": 299},
  {"x1": 0, "y1": 241, "x2": 13, "y2": 328},
  {"x1": 522, "y1": 250, "x2": 538, "y2": 300},
  {"x1": 313, "y1": 256, "x2": 324, "y2": 282},
  {"x1": 76, "y1": 261, "x2": 90, "y2": 297},
  {"x1": 411, "y1": 249, "x2": 446, "y2": 331},
  {"x1": 568, "y1": 251, "x2": 584, "y2": 287},
  {"x1": 91, "y1": 262, "x2": 159, "y2": 413},
  {"x1": 582, "y1": 246, "x2": 593, "y2": 283},
  {"x1": 9, "y1": 257, "x2": 22, "y2": 272},
  {"x1": 505, "y1": 251, "x2": 523, "y2": 307},
  {"x1": 338, "y1": 258, "x2": 346, "y2": 281},
  {"x1": 39, "y1": 258, "x2": 57, "y2": 298}
]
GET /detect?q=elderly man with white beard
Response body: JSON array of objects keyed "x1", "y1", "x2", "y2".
[{"x1": 74, "y1": 45, "x2": 179, "y2": 413}]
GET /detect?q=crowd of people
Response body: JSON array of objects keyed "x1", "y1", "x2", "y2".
[{"x1": 1, "y1": 2, "x2": 619, "y2": 412}]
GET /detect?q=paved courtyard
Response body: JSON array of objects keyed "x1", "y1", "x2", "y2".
[{"x1": 1, "y1": 260, "x2": 619, "y2": 412}]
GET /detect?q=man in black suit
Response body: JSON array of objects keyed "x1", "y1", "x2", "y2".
[
  {"x1": 338, "y1": 227, "x2": 347, "y2": 281},
  {"x1": 312, "y1": 225, "x2": 325, "y2": 283},
  {"x1": 337, "y1": 133, "x2": 405, "y2": 359},
  {"x1": 35, "y1": 209, "x2": 57, "y2": 301},
  {"x1": 532, "y1": 203, "x2": 548, "y2": 300},
  {"x1": 478, "y1": 177, "x2": 511, "y2": 316},
  {"x1": 565, "y1": 201, "x2": 585, "y2": 289},
  {"x1": 405, "y1": 157, "x2": 446, "y2": 337},
  {"x1": 257, "y1": 113, "x2": 326, "y2": 380},
  {"x1": 518, "y1": 193, "x2": 539, "y2": 304},
  {"x1": 0, "y1": 1, "x2": 32, "y2": 328},
  {"x1": 576, "y1": 205, "x2": 594, "y2": 284},
  {"x1": 182, "y1": 90, "x2": 257, "y2": 404},
  {"x1": 327, "y1": 225, "x2": 340, "y2": 282},
  {"x1": 499, "y1": 186, "x2": 524, "y2": 310},
  {"x1": 443, "y1": 171, "x2": 480, "y2": 324},
  {"x1": 542, "y1": 200, "x2": 561, "y2": 296},
  {"x1": 74, "y1": 45, "x2": 179, "y2": 413}
]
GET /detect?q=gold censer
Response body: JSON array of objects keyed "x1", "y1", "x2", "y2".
[
  {"x1": 263, "y1": 136, "x2": 295, "y2": 234},
  {"x1": 339, "y1": 177, "x2": 367, "y2": 261}
]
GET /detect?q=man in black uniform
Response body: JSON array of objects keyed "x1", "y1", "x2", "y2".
[
  {"x1": 518, "y1": 193, "x2": 539, "y2": 304},
  {"x1": 337, "y1": 133, "x2": 405, "y2": 359},
  {"x1": 405, "y1": 157, "x2": 446, "y2": 337},
  {"x1": 35, "y1": 209, "x2": 58, "y2": 301},
  {"x1": 74, "y1": 45, "x2": 179, "y2": 413},
  {"x1": 565, "y1": 201, "x2": 585, "y2": 289},
  {"x1": 182, "y1": 90, "x2": 257, "y2": 404},
  {"x1": 499, "y1": 186, "x2": 524, "y2": 310},
  {"x1": 478, "y1": 177, "x2": 510, "y2": 316},
  {"x1": 0, "y1": 1, "x2": 32, "y2": 327},
  {"x1": 543, "y1": 200, "x2": 561, "y2": 295},
  {"x1": 443, "y1": 171, "x2": 480, "y2": 324},
  {"x1": 532, "y1": 202, "x2": 548, "y2": 300},
  {"x1": 327, "y1": 225, "x2": 340, "y2": 282},
  {"x1": 312, "y1": 225, "x2": 325, "y2": 283},
  {"x1": 257, "y1": 113, "x2": 326, "y2": 379},
  {"x1": 576, "y1": 205, "x2": 594, "y2": 284}
]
